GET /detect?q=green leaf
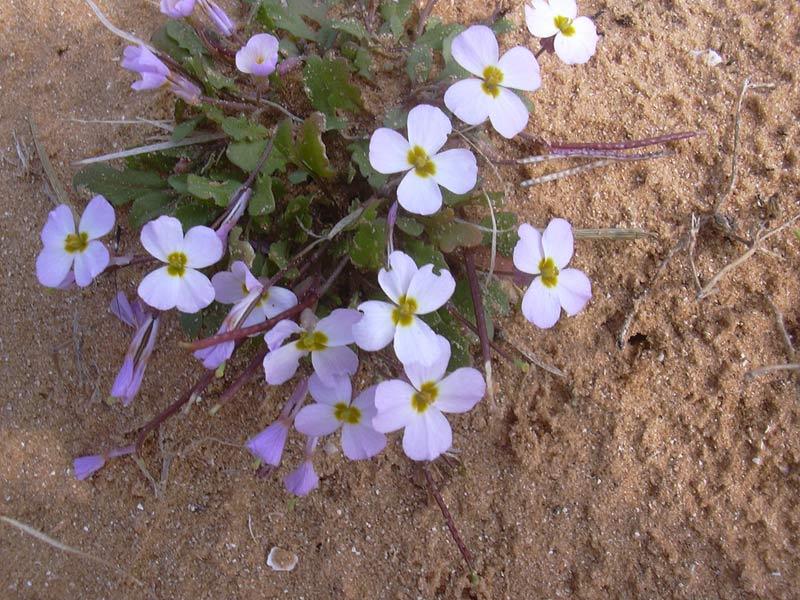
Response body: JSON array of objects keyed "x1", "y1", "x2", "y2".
[
  {"x1": 491, "y1": 18, "x2": 516, "y2": 34},
  {"x1": 172, "y1": 116, "x2": 204, "y2": 142},
  {"x1": 73, "y1": 164, "x2": 165, "y2": 207},
  {"x1": 227, "y1": 225, "x2": 256, "y2": 266},
  {"x1": 383, "y1": 107, "x2": 408, "y2": 129},
  {"x1": 480, "y1": 211, "x2": 518, "y2": 256},
  {"x1": 423, "y1": 208, "x2": 483, "y2": 253},
  {"x1": 348, "y1": 141, "x2": 387, "y2": 188},
  {"x1": 130, "y1": 191, "x2": 174, "y2": 229},
  {"x1": 249, "y1": 173, "x2": 275, "y2": 217},
  {"x1": 296, "y1": 113, "x2": 335, "y2": 179},
  {"x1": 205, "y1": 66, "x2": 236, "y2": 91},
  {"x1": 175, "y1": 203, "x2": 217, "y2": 229},
  {"x1": 396, "y1": 216, "x2": 423, "y2": 237},
  {"x1": 268, "y1": 239, "x2": 290, "y2": 268},
  {"x1": 406, "y1": 44, "x2": 433, "y2": 83},
  {"x1": 402, "y1": 239, "x2": 448, "y2": 273},
  {"x1": 379, "y1": 0, "x2": 413, "y2": 39},
  {"x1": 179, "y1": 311, "x2": 203, "y2": 340},
  {"x1": 429, "y1": 309, "x2": 473, "y2": 368},
  {"x1": 220, "y1": 115, "x2": 270, "y2": 142},
  {"x1": 282, "y1": 196, "x2": 312, "y2": 242},
  {"x1": 186, "y1": 174, "x2": 242, "y2": 207},
  {"x1": 168, "y1": 174, "x2": 190, "y2": 194},
  {"x1": 165, "y1": 20, "x2": 207, "y2": 57},
  {"x1": 257, "y1": 0, "x2": 326, "y2": 40},
  {"x1": 350, "y1": 219, "x2": 387, "y2": 270},
  {"x1": 330, "y1": 18, "x2": 370, "y2": 41},
  {"x1": 303, "y1": 56, "x2": 363, "y2": 117}
]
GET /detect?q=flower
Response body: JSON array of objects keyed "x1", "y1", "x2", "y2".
[
  {"x1": 247, "y1": 378, "x2": 308, "y2": 466},
  {"x1": 524, "y1": 0, "x2": 599, "y2": 65},
  {"x1": 236, "y1": 33, "x2": 280, "y2": 77},
  {"x1": 73, "y1": 444, "x2": 135, "y2": 481},
  {"x1": 263, "y1": 309, "x2": 361, "y2": 386},
  {"x1": 512, "y1": 219, "x2": 591, "y2": 328},
  {"x1": 352, "y1": 251, "x2": 455, "y2": 367},
  {"x1": 160, "y1": 0, "x2": 195, "y2": 18},
  {"x1": 36, "y1": 195, "x2": 114, "y2": 288},
  {"x1": 444, "y1": 25, "x2": 541, "y2": 139},
  {"x1": 137, "y1": 216, "x2": 224, "y2": 313},
  {"x1": 373, "y1": 336, "x2": 485, "y2": 461},
  {"x1": 294, "y1": 374, "x2": 386, "y2": 460},
  {"x1": 369, "y1": 104, "x2": 477, "y2": 215},
  {"x1": 120, "y1": 45, "x2": 202, "y2": 105},
  {"x1": 199, "y1": 0, "x2": 236, "y2": 37},
  {"x1": 109, "y1": 292, "x2": 160, "y2": 406},
  {"x1": 284, "y1": 437, "x2": 319, "y2": 496}
]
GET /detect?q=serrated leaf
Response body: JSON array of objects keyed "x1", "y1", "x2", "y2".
[
  {"x1": 130, "y1": 191, "x2": 174, "y2": 229},
  {"x1": 303, "y1": 56, "x2": 363, "y2": 116},
  {"x1": 186, "y1": 174, "x2": 241, "y2": 207},
  {"x1": 350, "y1": 219, "x2": 387, "y2": 270},
  {"x1": 73, "y1": 164, "x2": 165, "y2": 207},
  {"x1": 249, "y1": 173, "x2": 275, "y2": 217},
  {"x1": 297, "y1": 113, "x2": 335, "y2": 179},
  {"x1": 347, "y1": 141, "x2": 387, "y2": 188},
  {"x1": 481, "y1": 211, "x2": 518, "y2": 256}
]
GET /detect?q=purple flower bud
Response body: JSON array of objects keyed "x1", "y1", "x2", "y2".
[
  {"x1": 277, "y1": 56, "x2": 303, "y2": 76},
  {"x1": 169, "y1": 73, "x2": 202, "y2": 106},
  {"x1": 283, "y1": 459, "x2": 318, "y2": 496},
  {"x1": 160, "y1": 0, "x2": 195, "y2": 18},
  {"x1": 110, "y1": 293, "x2": 160, "y2": 407},
  {"x1": 74, "y1": 455, "x2": 105, "y2": 480},
  {"x1": 199, "y1": 0, "x2": 235, "y2": 37},
  {"x1": 121, "y1": 46, "x2": 169, "y2": 91},
  {"x1": 214, "y1": 188, "x2": 252, "y2": 243},
  {"x1": 247, "y1": 420, "x2": 290, "y2": 467}
]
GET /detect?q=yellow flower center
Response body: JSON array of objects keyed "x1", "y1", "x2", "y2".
[
  {"x1": 242, "y1": 284, "x2": 267, "y2": 306},
  {"x1": 63, "y1": 232, "x2": 89, "y2": 254},
  {"x1": 407, "y1": 146, "x2": 436, "y2": 178},
  {"x1": 481, "y1": 65, "x2": 504, "y2": 98},
  {"x1": 333, "y1": 402, "x2": 361, "y2": 425},
  {"x1": 554, "y1": 15, "x2": 576, "y2": 36},
  {"x1": 255, "y1": 56, "x2": 265, "y2": 64},
  {"x1": 295, "y1": 330, "x2": 328, "y2": 352},
  {"x1": 412, "y1": 382, "x2": 438, "y2": 413},
  {"x1": 539, "y1": 257, "x2": 559, "y2": 288},
  {"x1": 166, "y1": 252, "x2": 188, "y2": 277},
  {"x1": 392, "y1": 295, "x2": 418, "y2": 327}
]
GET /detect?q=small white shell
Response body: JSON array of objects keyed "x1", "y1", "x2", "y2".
[{"x1": 267, "y1": 547, "x2": 298, "y2": 572}]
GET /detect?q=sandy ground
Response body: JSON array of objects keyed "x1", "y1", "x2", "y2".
[{"x1": 1, "y1": 0, "x2": 799, "y2": 598}]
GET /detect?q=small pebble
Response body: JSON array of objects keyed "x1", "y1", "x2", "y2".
[{"x1": 267, "y1": 547, "x2": 298, "y2": 572}]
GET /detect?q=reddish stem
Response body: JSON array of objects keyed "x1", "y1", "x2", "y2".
[
  {"x1": 463, "y1": 250, "x2": 491, "y2": 371},
  {"x1": 546, "y1": 130, "x2": 704, "y2": 151},
  {"x1": 212, "y1": 347, "x2": 268, "y2": 412}
]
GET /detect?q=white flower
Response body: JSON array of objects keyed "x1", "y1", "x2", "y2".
[
  {"x1": 137, "y1": 216, "x2": 223, "y2": 313},
  {"x1": 512, "y1": 219, "x2": 591, "y2": 328},
  {"x1": 352, "y1": 251, "x2": 455, "y2": 366},
  {"x1": 524, "y1": 0, "x2": 599, "y2": 65},
  {"x1": 369, "y1": 104, "x2": 477, "y2": 215},
  {"x1": 444, "y1": 25, "x2": 541, "y2": 139}
]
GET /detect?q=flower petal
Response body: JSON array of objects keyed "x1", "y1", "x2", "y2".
[
  {"x1": 450, "y1": 25, "x2": 499, "y2": 77},
  {"x1": 554, "y1": 16, "x2": 598, "y2": 65},
  {"x1": 550, "y1": 0, "x2": 578, "y2": 19},
  {"x1": 352, "y1": 301, "x2": 396, "y2": 352},
  {"x1": 525, "y1": 1, "x2": 559, "y2": 38},
  {"x1": 394, "y1": 316, "x2": 441, "y2": 367},
  {"x1": 284, "y1": 460, "x2": 318, "y2": 496},
  {"x1": 443, "y1": 79, "x2": 492, "y2": 126},
  {"x1": 109, "y1": 292, "x2": 137, "y2": 328},
  {"x1": 36, "y1": 246, "x2": 73, "y2": 288},
  {"x1": 183, "y1": 225, "x2": 224, "y2": 268},
  {"x1": 263, "y1": 343, "x2": 306, "y2": 385},
  {"x1": 73, "y1": 455, "x2": 106, "y2": 480},
  {"x1": 497, "y1": 46, "x2": 541, "y2": 91},
  {"x1": 397, "y1": 170, "x2": 442, "y2": 216},
  {"x1": 373, "y1": 380, "x2": 416, "y2": 432},
  {"x1": 246, "y1": 421, "x2": 289, "y2": 466},
  {"x1": 175, "y1": 268, "x2": 216, "y2": 313},
  {"x1": 435, "y1": 368, "x2": 485, "y2": 413},
  {"x1": 294, "y1": 403, "x2": 341, "y2": 436},
  {"x1": 431, "y1": 148, "x2": 477, "y2": 195},
  {"x1": 512, "y1": 223, "x2": 544, "y2": 274},
  {"x1": 521, "y1": 277, "x2": 562, "y2": 329},
  {"x1": 369, "y1": 128, "x2": 411, "y2": 174},
  {"x1": 262, "y1": 286, "x2": 298, "y2": 318},
  {"x1": 404, "y1": 335, "x2": 451, "y2": 389},
  {"x1": 138, "y1": 266, "x2": 182, "y2": 310},
  {"x1": 341, "y1": 423, "x2": 386, "y2": 460},
  {"x1": 311, "y1": 346, "x2": 358, "y2": 384},
  {"x1": 72, "y1": 240, "x2": 109, "y2": 287},
  {"x1": 110, "y1": 356, "x2": 135, "y2": 403},
  {"x1": 212, "y1": 270, "x2": 246, "y2": 304},
  {"x1": 308, "y1": 372, "x2": 352, "y2": 406},
  {"x1": 402, "y1": 409, "x2": 452, "y2": 461},
  {"x1": 265, "y1": 319, "x2": 302, "y2": 351},
  {"x1": 406, "y1": 264, "x2": 455, "y2": 314},
  {"x1": 351, "y1": 384, "x2": 379, "y2": 422},
  {"x1": 542, "y1": 218, "x2": 574, "y2": 269},
  {"x1": 378, "y1": 251, "x2": 418, "y2": 304},
  {"x1": 141, "y1": 215, "x2": 184, "y2": 262},
  {"x1": 406, "y1": 104, "x2": 451, "y2": 155},
  {"x1": 488, "y1": 88, "x2": 530, "y2": 139},
  {"x1": 79, "y1": 195, "x2": 115, "y2": 240},
  {"x1": 41, "y1": 204, "x2": 75, "y2": 247},
  {"x1": 315, "y1": 308, "x2": 361, "y2": 346},
  {"x1": 556, "y1": 268, "x2": 592, "y2": 316}
]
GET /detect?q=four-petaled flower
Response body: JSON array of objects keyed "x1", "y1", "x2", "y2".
[
  {"x1": 36, "y1": 195, "x2": 114, "y2": 288},
  {"x1": 212, "y1": 261, "x2": 298, "y2": 326},
  {"x1": 109, "y1": 292, "x2": 160, "y2": 406},
  {"x1": 120, "y1": 45, "x2": 201, "y2": 105},
  {"x1": 353, "y1": 251, "x2": 455, "y2": 367},
  {"x1": 525, "y1": 0, "x2": 599, "y2": 65},
  {"x1": 295, "y1": 374, "x2": 386, "y2": 460},
  {"x1": 369, "y1": 104, "x2": 477, "y2": 215},
  {"x1": 236, "y1": 33, "x2": 280, "y2": 77},
  {"x1": 373, "y1": 336, "x2": 485, "y2": 461},
  {"x1": 444, "y1": 25, "x2": 541, "y2": 139},
  {"x1": 263, "y1": 308, "x2": 362, "y2": 386},
  {"x1": 513, "y1": 219, "x2": 591, "y2": 328},
  {"x1": 138, "y1": 216, "x2": 223, "y2": 313}
]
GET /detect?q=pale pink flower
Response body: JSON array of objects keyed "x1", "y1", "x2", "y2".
[{"x1": 236, "y1": 33, "x2": 280, "y2": 77}]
